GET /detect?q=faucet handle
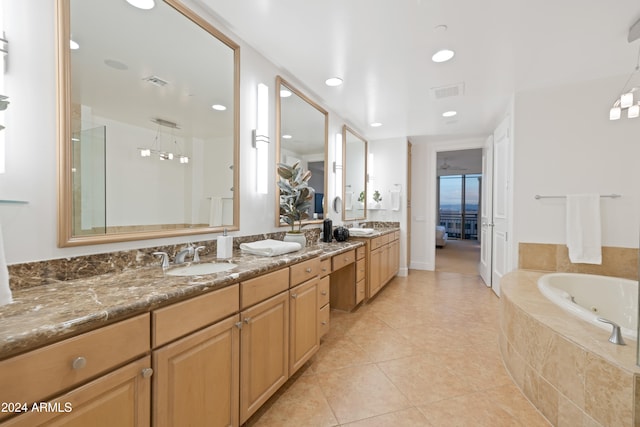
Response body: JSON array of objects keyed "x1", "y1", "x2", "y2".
[
  {"x1": 597, "y1": 318, "x2": 626, "y2": 345},
  {"x1": 152, "y1": 252, "x2": 170, "y2": 269},
  {"x1": 193, "y1": 246, "x2": 206, "y2": 262}
]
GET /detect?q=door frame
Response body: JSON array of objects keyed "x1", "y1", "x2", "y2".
[{"x1": 424, "y1": 139, "x2": 486, "y2": 270}]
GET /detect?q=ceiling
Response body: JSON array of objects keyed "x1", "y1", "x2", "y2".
[{"x1": 196, "y1": 0, "x2": 640, "y2": 142}]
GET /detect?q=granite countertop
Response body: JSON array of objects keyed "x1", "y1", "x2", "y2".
[
  {"x1": 0, "y1": 240, "x2": 363, "y2": 359},
  {"x1": 347, "y1": 227, "x2": 399, "y2": 239}
]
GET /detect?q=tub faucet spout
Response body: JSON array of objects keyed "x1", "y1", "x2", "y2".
[{"x1": 597, "y1": 318, "x2": 626, "y2": 345}]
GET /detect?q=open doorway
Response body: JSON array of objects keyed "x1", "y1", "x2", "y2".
[{"x1": 435, "y1": 149, "x2": 482, "y2": 275}]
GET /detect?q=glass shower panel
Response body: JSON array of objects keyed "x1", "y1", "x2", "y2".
[{"x1": 72, "y1": 126, "x2": 106, "y2": 236}]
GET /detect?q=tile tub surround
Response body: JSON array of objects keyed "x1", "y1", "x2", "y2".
[
  {"x1": 7, "y1": 229, "x2": 321, "y2": 291},
  {"x1": 0, "y1": 240, "x2": 361, "y2": 360},
  {"x1": 500, "y1": 270, "x2": 639, "y2": 426},
  {"x1": 518, "y1": 243, "x2": 638, "y2": 281}
]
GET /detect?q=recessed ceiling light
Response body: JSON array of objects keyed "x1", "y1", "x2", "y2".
[
  {"x1": 126, "y1": 0, "x2": 155, "y2": 10},
  {"x1": 442, "y1": 110, "x2": 457, "y2": 117},
  {"x1": 70, "y1": 40, "x2": 79, "y2": 50},
  {"x1": 104, "y1": 59, "x2": 128, "y2": 70},
  {"x1": 280, "y1": 89, "x2": 292, "y2": 98},
  {"x1": 370, "y1": 122, "x2": 382, "y2": 128},
  {"x1": 211, "y1": 104, "x2": 227, "y2": 111},
  {"x1": 325, "y1": 77, "x2": 343, "y2": 87},
  {"x1": 433, "y1": 24, "x2": 448, "y2": 33},
  {"x1": 432, "y1": 49, "x2": 455, "y2": 63},
  {"x1": 282, "y1": 134, "x2": 293, "y2": 139}
]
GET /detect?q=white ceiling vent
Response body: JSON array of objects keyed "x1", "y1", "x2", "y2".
[
  {"x1": 142, "y1": 75, "x2": 169, "y2": 87},
  {"x1": 430, "y1": 82, "x2": 465, "y2": 100}
]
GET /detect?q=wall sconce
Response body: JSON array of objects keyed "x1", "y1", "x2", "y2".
[
  {"x1": 333, "y1": 132, "x2": 342, "y2": 197},
  {"x1": 609, "y1": 39, "x2": 640, "y2": 120},
  {"x1": 254, "y1": 83, "x2": 269, "y2": 194}
]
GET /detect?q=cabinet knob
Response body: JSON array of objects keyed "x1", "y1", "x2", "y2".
[
  {"x1": 305, "y1": 268, "x2": 312, "y2": 273},
  {"x1": 141, "y1": 368, "x2": 154, "y2": 379},
  {"x1": 71, "y1": 356, "x2": 87, "y2": 370},
  {"x1": 321, "y1": 321, "x2": 327, "y2": 325},
  {"x1": 243, "y1": 317, "x2": 251, "y2": 324},
  {"x1": 291, "y1": 294, "x2": 298, "y2": 299},
  {"x1": 321, "y1": 290, "x2": 327, "y2": 295},
  {"x1": 235, "y1": 321, "x2": 243, "y2": 329}
]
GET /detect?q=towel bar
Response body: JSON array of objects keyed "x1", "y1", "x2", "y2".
[{"x1": 534, "y1": 194, "x2": 621, "y2": 200}]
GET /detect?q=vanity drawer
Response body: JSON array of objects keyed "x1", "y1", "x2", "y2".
[
  {"x1": 153, "y1": 284, "x2": 239, "y2": 347},
  {"x1": 0, "y1": 314, "x2": 150, "y2": 414},
  {"x1": 319, "y1": 304, "x2": 330, "y2": 338},
  {"x1": 241, "y1": 269, "x2": 289, "y2": 310},
  {"x1": 371, "y1": 235, "x2": 388, "y2": 250},
  {"x1": 356, "y1": 246, "x2": 365, "y2": 260},
  {"x1": 356, "y1": 279, "x2": 366, "y2": 304},
  {"x1": 290, "y1": 257, "x2": 321, "y2": 286},
  {"x1": 319, "y1": 258, "x2": 331, "y2": 278},
  {"x1": 356, "y1": 259, "x2": 366, "y2": 283},
  {"x1": 318, "y1": 275, "x2": 330, "y2": 307},
  {"x1": 332, "y1": 249, "x2": 355, "y2": 271}
]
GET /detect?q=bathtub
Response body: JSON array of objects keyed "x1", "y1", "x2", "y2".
[{"x1": 537, "y1": 272, "x2": 638, "y2": 340}]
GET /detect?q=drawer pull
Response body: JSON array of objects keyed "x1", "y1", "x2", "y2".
[
  {"x1": 141, "y1": 368, "x2": 154, "y2": 379},
  {"x1": 305, "y1": 268, "x2": 312, "y2": 273},
  {"x1": 321, "y1": 290, "x2": 327, "y2": 296},
  {"x1": 321, "y1": 321, "x2": 327, "y2": 325},
  {"x1": 71, "y1": 356, "x2": 87, "y2": 370}
]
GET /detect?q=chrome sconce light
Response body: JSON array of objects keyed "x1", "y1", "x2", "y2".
[
  {"x1": 610, "y1": 22, "x2": 640, "y2": 121},
  {"x1": 253, "y1": 83, "x2": 269, "y2": 194}
]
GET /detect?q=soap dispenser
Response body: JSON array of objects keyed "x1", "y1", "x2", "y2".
[{"x1": 217, "y1": 229, "x2": 233, "y2": 259}]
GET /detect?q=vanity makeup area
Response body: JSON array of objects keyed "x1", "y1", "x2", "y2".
[{"x1": 0, "y1": 1, "x2": 400, "y2": 425}]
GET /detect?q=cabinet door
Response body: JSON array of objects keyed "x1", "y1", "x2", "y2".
[
  {"x1": 390, "y1": 239, "x2": 400, "y2": 277},
  {"x1": 289, "y1": 278, "x2": 319, "y2": 375},
  {"x1": 240, "y1": 291, "x2": 289, "y2": 424},
  {"x1": 2, "y1": 357, "x2": 151, "y2": 427},
  {"x1": 153, "y1": 315, "x2": 240, "y2": 427},
  {"x1": 369, "y1": 247, "x2": 383, "y2": 298}
]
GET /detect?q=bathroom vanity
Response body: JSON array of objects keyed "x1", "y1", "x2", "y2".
[{"x1": 0, "y1": 241, "x2": 362, "y2": 426}]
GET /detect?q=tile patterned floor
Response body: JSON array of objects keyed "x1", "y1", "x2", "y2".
[{"x1": 245, "y1": 270, "x2": 551, "y2": 426}]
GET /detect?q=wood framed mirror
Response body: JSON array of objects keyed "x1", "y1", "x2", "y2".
[
  {"x1": 342, "y1": 125, "x2": 367, "y2": 222},
  {"x1": 56, "y1": 0, "x2": 240, "y2": 247},
  {"x1": 275, "y1": 76, "x2": 328, "y2": 228}
]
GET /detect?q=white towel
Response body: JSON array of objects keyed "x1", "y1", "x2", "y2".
[
  {"x1": 349, "y1": 228, "x2": 375, "y2": 236},
  {"x1": 240, "y1": 239, "x2": 302, "y2": 257},
  {"x1": 345, "y1": 192, "x2": 353, "y2": 211},
  {"x1": 0, "y1": 225, "x2": 13, "y2": 306},
  {"x1": 391, "y1": 190, "x2": 401, "y2": 211},
  {"x1": 208, "y1": 196, "x2": 223, "y2": 227},
  {"x1": 566, "y1": 194, "x2": 602, "y2": 264}
]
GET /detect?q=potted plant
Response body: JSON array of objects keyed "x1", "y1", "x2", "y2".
[
  {"x1": 277, "y1": 162, "x2": 314, "y2": 247},
  {"x1": 372, "y1": 190, "x2": 382, "y2": 208},
  {"x1": 357, "y1": 190, "x2": 365, "y2": 209}
]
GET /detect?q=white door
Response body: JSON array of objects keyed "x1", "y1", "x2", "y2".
[
  {"x1": 491, "y1": 117, "x2": 511, "y2": 297},
  {"x1": 479, "y1": 135, "x2": 493, "y2": 287}
]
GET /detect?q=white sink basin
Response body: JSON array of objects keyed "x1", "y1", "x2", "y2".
[{"x1": 166, "y1": 263, "x2": 237, "y2": 277}]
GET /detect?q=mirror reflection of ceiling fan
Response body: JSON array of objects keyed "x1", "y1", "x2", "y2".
[{"x1": 439, "y1": 158, "x2": 467, "y2": 171}]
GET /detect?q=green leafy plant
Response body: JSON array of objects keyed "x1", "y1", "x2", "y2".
[
  {"x1": 373, "y1": 190, "x2": 382, "y2": 203},
  {"x1": 277, "y1": 162, "x2": 314, "y2": 232},
  {"x1": 358, "y1": 191, "x2": 365, "y2": 203}
]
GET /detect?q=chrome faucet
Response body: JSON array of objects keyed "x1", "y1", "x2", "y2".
[
  {"x1": 597, "y1": 318, "x2": 626, "y2": 345},
  {"x1": 193, "y1": 246, "x2": 206, "y2": 262},
  {"x1": 153, "y1": 252, "x2": 170, "y2": 269},
  {"x1": 174, "y1": 246, "x2": 195, "y2": 264}
]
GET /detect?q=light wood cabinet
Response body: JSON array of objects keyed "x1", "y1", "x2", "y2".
[
  {"x1": 153, "y1": 315, "x2": 239, "y2": 427},
  {"x1": 240, "y1": 291, "x2": 289, "y2": 424},
  {"x1": 0, "y1": 314, "x2": 150, "y2": 427},
  {"x1": 289, "y1": 277, "x2": 319, "y2": 374},
  {"x1": 2, "y1": 356, "x2": 152, "y2": 427},
  {"x1": 353, "y1": 230, "x2": 400, "y2": 301},
  {"x1": 318, "y1": 266, "x2": 330, "y2": 338}
]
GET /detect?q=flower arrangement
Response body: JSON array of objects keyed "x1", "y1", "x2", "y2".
[
  {"x1": 277, "y1": 162, "x2": 314, "y2": 233},
  {"x1": 373, "y1": 190, "x2": 382, "y2": 203}
]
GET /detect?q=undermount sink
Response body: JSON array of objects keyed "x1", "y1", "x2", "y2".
[{"x1": 166, "y1": 262, "x2": 238, "y2": 277}]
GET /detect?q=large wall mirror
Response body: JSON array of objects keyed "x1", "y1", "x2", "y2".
[
  {"x1": 275, "y1": 76, "x2": 328, "y2": 227},
  {"x1": 56, "y1": 0, "x2": 240, "y2": 247},
  {"x1": 342, "y1": 125, "x2": 367, "y2": 222}
]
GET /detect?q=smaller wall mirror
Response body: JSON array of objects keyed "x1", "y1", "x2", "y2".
[
  {"x1": 275, "y1": 76, "x2": 328, "y2": 227},
  {"x1": 342, "y1": 125, "x2": 367, "y2": 222}
]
